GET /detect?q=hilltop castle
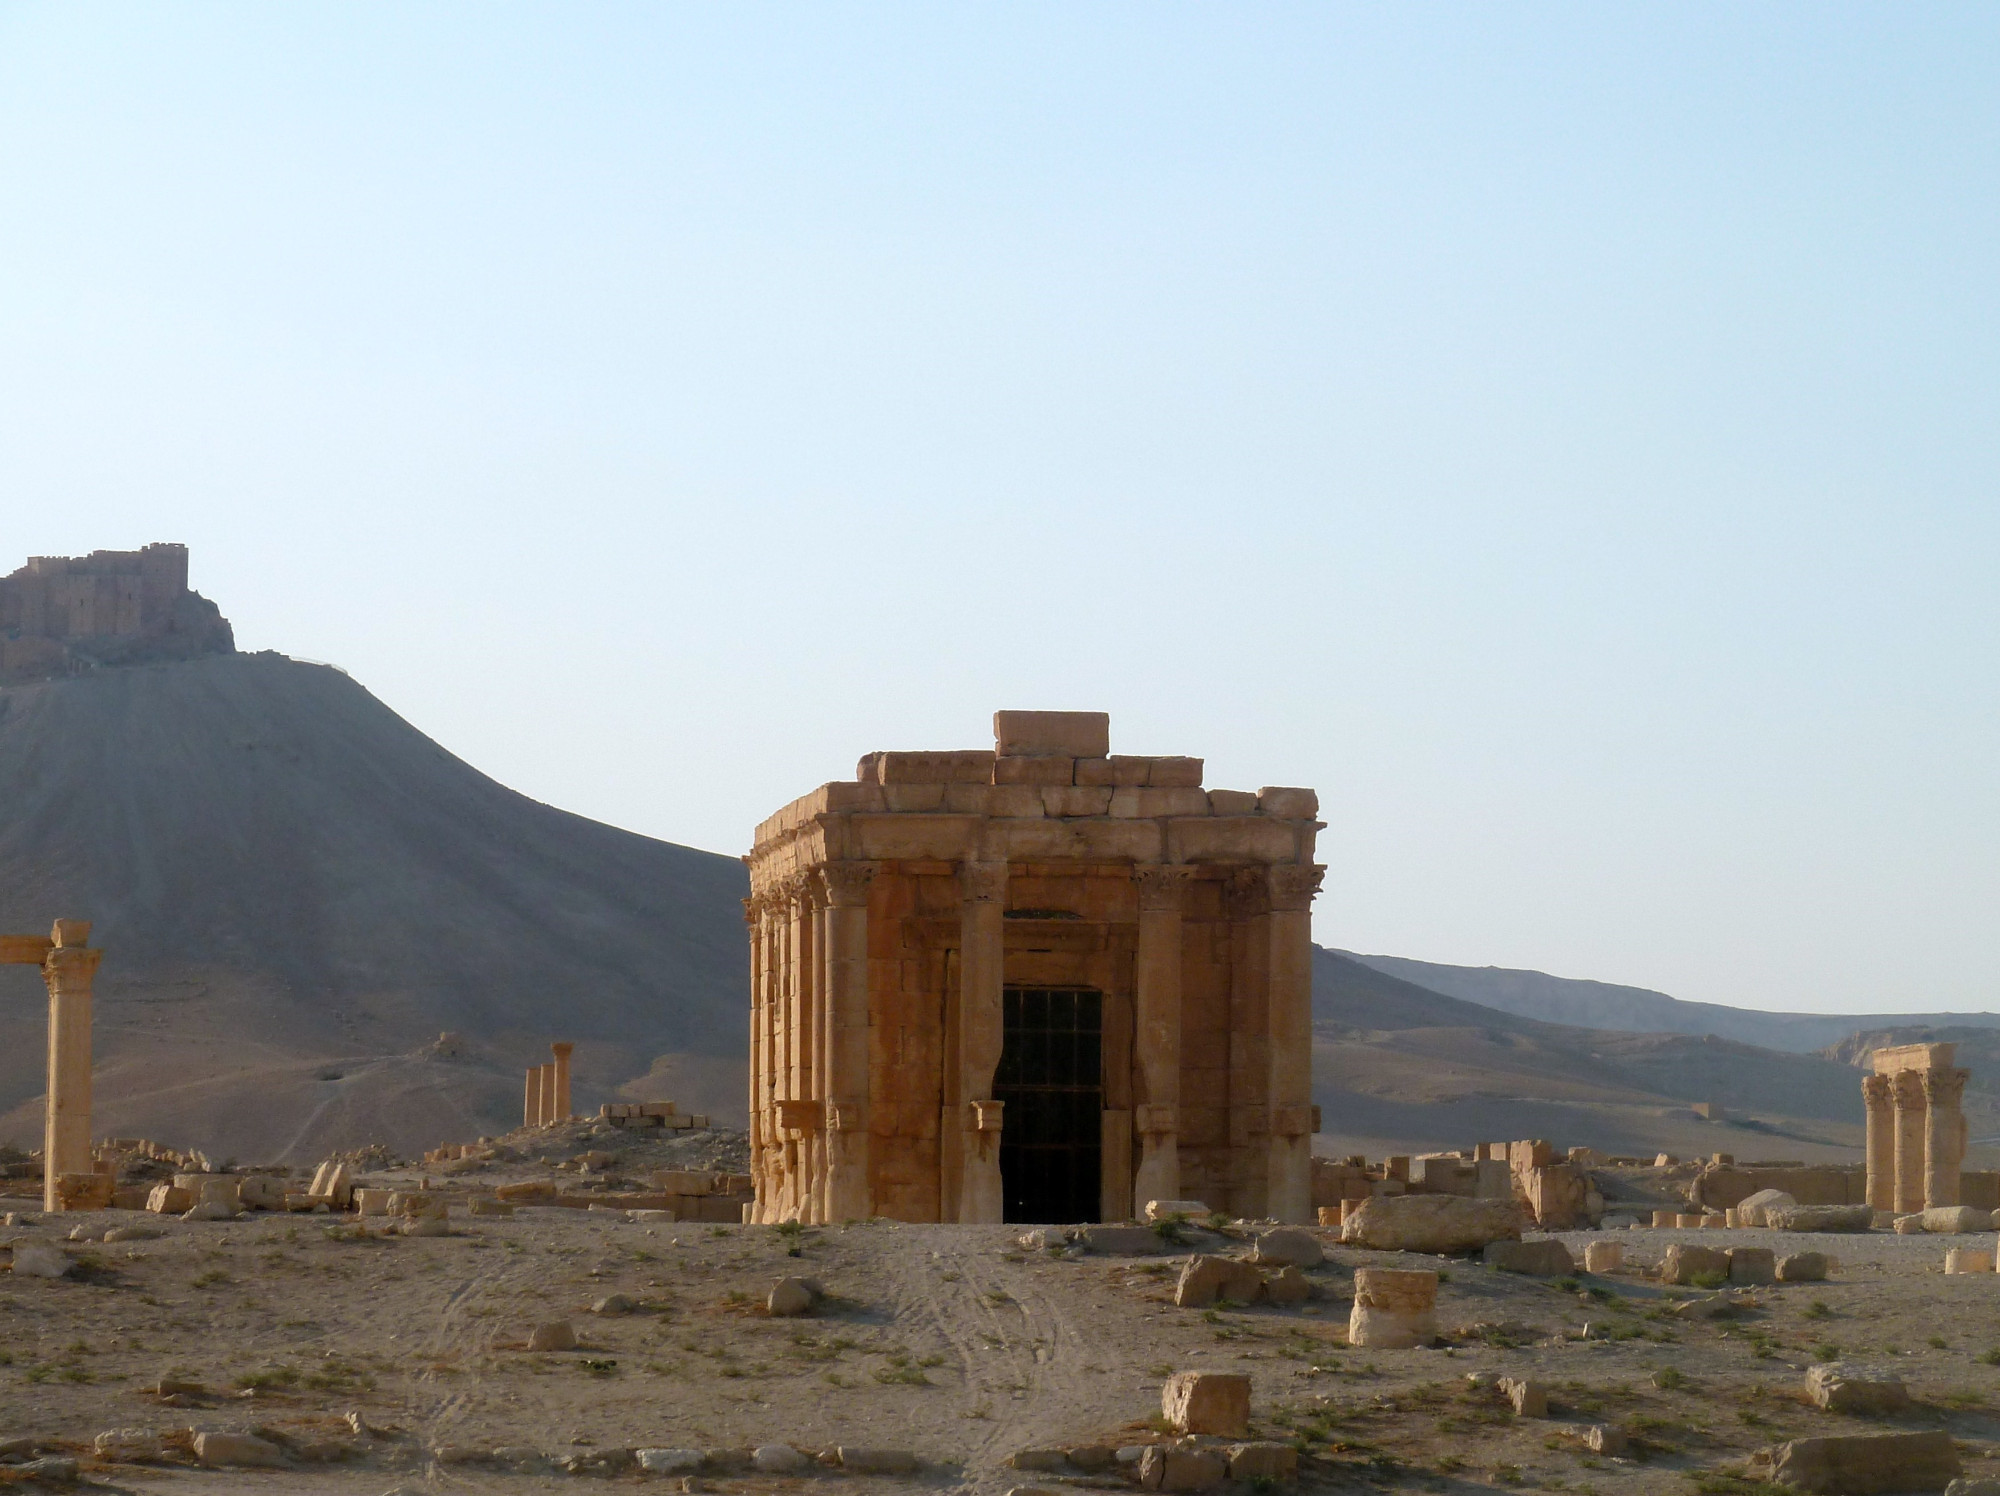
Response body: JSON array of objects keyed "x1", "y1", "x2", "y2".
[{"x1": 0, "y1": 543, "x2": 234, "y2": 684}]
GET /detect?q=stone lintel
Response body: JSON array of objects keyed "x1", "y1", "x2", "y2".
[
  {"x1": 0, "y1": 935, "x2": 55, "y2": 965},
  {"x1": 1872, "y1": 1043, "x2": 1958, "y2": 1074},
  {"x1": 993, "y1": 710, "x2": 1110, "y2": 759}
]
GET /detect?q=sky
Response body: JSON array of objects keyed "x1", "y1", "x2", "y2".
[{"x1": 1, "y1": 5, "x2": 1996, "y2": 1015}]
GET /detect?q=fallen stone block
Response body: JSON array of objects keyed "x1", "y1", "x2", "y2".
[
  {"x1": 146, "y1": 1184, "x2": 192, "y2": 1214},
  {"x1": 1651, "y1": 1209, "x2": 1677, "y2": 1227},
  {"x1": 1349, "y1": 1267, "x2": 1438, "y2": 1349},
  {"x1": 1174, "y1": 1254, "x2": 1265, "y2": 1308},
  {"x1": 1583, "y1": 1241, "x2": 1624, "y2": 1274},
  {"x1": 592, "y1": 1293, "x2": 639, "y2": 1314},
  {"x1": 564, "y1": 1448, "x2": 635, "y2": 1476},
  {"x1": 1749, "y1": 1430, "x2": 1959, "y2": 1493},
  {"x1": 1162, "y1": 1370, "x2": 1251, "y2": 1437},
  {"x1": 10, "y1": 1457, "x2": 77, "y2": 1483},
  {"x1": 94, "y1": 1428, "x2": 165, "y2": 1462},
  {"x1": 1065, "y1": 1446, "x2": 1116, "y2": 1472},
  {"x1": 1764, "y1": 1205, "x2": 1875, "y2": 1233},
  {"x1": 1895, "y1": 1214, "x2": 1927, "y2": 1235},
  {"x1": 1483, "y1": 1238, "x2": 1575, "y2": 1276},
  {"x1": 636, "y1": 1449, "x2": 704, "y2": 1474},
  {"x1": 194, "y1": 1431, "x2": 286, "y2": 1467},
  {"x1": 1249, "y1": 1227, "x2": 1323, "y2": 1268},
  {"x1": 1145, "y1": 1199, "x2": 1211, "y2": 1222},
  {"x1": 526, "y1": 1322, "x2": 578, "y2": 1352},
  {"x1": 1672, "y1": 1292, "x2": 1755, "y2": 1321},
  {"x1": 1340, "y1": 1194, "x2": 1527, "y2": 1253},
  {"x1": 1583, "y1": 1425, "x2": 1627, "y2": 1456},
  {"x1": 1923, "y1": 1206, "x2": 1990, "y2": 1235},
  {"x1": 1265, "y1": 1266, "x2": 1312, "y2": 1304},
  {"x1": 1225, "y1": 1442, "x2": 1297, "y2": 1480},
  {"x1": 768, "y1": 1276, "x2": 817, "y2": 1316},
  {"x1": 752, "y1": 1445, "x2": 809, "y2": 1473},
  {"x1": 102, "y1": 1224, "x2": 164, "y2": 1243},
  {"x1": 1728, "y1": 1247, "x2": 1777, "y2": 1286},
  {"x1": 9, "y1": 1241, "x2": 71, "y2": 1278},
  {"x1": 1946, "y1": 1480, "x2": 2000, "y2": 1496},
  {"x1": 1946, "y1": 1247, "x2": 1995, "y2": 1275},
  {"x1": 837, "y1": 1448, "x2": 919, "y2": 1473},
  {"x1": 1073, "y1": 1224, "x2": 1172, "y2": 1255},
  {"x1": 1006, "y1": 1449, "x2": 1069, "y2": 1472},
  {"x1": 1736, "y1": 1188, "x2": 1799, "y2": 1228},
  {"x1": 353, "y1": 1189, "x2": 393, "y2": 1217},
  {"x1": 1777, "y1": 1251, "x2": 1830, "y2": 1282},
  {"x1": 180, "y1": 1202, "x2": 235, "y2": 1222},
  {"x1": 1806, "y1": 1361, "x2": 1911, "y2": 1416},
  {"x1": 1138, "y1": 1447, "x2": 1226, "y2": 1491},
  {"x1": 1500, "y1": 1377, "x2": 1548, "y2": 1417},
  {"x1": 1662, "y1": 1244, "x2": 1731, "y2": 1285}
]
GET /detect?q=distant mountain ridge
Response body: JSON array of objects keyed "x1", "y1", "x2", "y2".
[{"x1": 1342, "y1": 952, "x2": 2000, "y2": 1055}]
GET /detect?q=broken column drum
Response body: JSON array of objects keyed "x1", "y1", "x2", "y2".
[{"x1": 743, "y1": 710, "x2": 1324, "y2": 1226}]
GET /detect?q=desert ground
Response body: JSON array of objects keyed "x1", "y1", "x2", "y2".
[{"x1": 7, "y1": 1133, "x2": 2000, "y2": 1495}]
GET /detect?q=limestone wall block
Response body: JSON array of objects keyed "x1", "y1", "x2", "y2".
[
  {"x1": 1107, "y1": 787, "x2": 1209, "y2": 819},
  {"x1": 994, "y1": 754, "x2": 1076, "y2": 785},
  {"x1": 985, "y1": 785, "x2": 1045, "y2": 817},
  {"x1": 1583, "y1": 1241, "x2": 1624, "y2": 1274},
  {"x1": 1042, "y1": 785, "x2": 1114, "y2": 817},
  {"x1": 1075, "y1": 755, "x2": 1154, "y2": 786},
  {"x1": 1146, "y1": 757, "x2": 1204, "y2": 788},
  {"x1": 1257, "y1": 786, "x2": 1318, "y2": 818},
  {"x1": 849, "y1": 814, "x2": 977, "y2": 861},
  {"x1": 941, "y1": 783, "x2": 993, "y2": 813},
  {"x1": 1750, "y1": 1431, "x2": 1958, "y2": 1491},
  {"x1": 1207, "y1": 790, "x2": 1258, "y2": 816},
  {"x1": 994, "y1": 710, "x2": 1110, "y2": 759},
  {"x1": 1165, "y1": 817, "x2": 1300, "y2": 865},
  {"x1": 883, "y1": 784, "x2": 947, "y2": 812}
]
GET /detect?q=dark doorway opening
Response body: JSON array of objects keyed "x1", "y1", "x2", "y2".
[{"x1": 995, "y1": 986, "x2": 1102, "y2": 1222}]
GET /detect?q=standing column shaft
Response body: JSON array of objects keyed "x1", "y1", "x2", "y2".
[
  {"x1": 958, "y1": 861, "x2": 1008, "y2": 1223},
  {"x1": 524, "y1": 1068, "x2": 538, "y2": 1130},
  {"x1": 539, "y1": 1064, "x2": 558, "y2": 1127},
  {"x1": 820, "y1": 862, "x2": 877, "y2": 1223},
  {"x1": 1862, "y1": 1073, "x2": 1895, "y2": 1212},
  {"x1": 744, "y1": 896, "x2": 766, "y2": 1221},
  {"x1": 1924, "y1": 1067, "x2": 1969, "y2": 1209},
  {"x1": 1892, "y1": 1070, "x2": 1927, "y2": 1215},
  {"x1": 42, "y1": 924, "x2": 101, "y2": 1214},
  {"x1": 1132, "y1": 866, "x2": 1191, "y2": 1216},
  {"x1": 1265, "y1": 864, "x2": 1324, "y2": 1225},
  {"x1": 551, "y1": 1042, "x2": 574, "y2": 1123}
]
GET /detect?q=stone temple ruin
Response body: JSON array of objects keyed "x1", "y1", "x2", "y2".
[
  {"x1": 744, "y1": 710, "x2": 1324, "y2": 1226},
  {"x1": 1, "y1": 920, "x2": 102, "y2": 1212},
  {"x1": 1863, "y1": 1041, "x2": 1968, "y2": 1213}
]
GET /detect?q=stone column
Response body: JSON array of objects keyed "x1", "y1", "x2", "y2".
[
  {"x1": 820, "y1": 861, "x2": 877, "y2": 1223},
  {"x1": 550, "y1": 1042, "x2": 574, "y2": 1123},
  {"x1": 523, "y1": 1068, "x2": 538, "y2": 1130},
  {"x1": 539, "y1": 1064, "x2": 558, "y2": 1127},
  {"x1": 957, "y1": 860, "x2": 1008, "y2": 1223},
  {"x1": 1265, "y1": 864, "x2": 1323, "y2": 1224},
  {"x1": 1892, "y1": 1069, "x2": 1927, "y2": 1215},
  {"x1": 42, "y1": 921, "x2": 101, "y2": 1214},
  {"x1": 1924, "y1": 1067, "x2": 1969, "y2": 1209},
  {"x1": 744, "y1": 896, "x2": 766, "y2": 1221},
  {"x1": 1862, "y1": 1073, "x2": 1895, "y2": 1212},
  {"x1": 1132, "y1": 865, "x2": 1193, "y2": 1215}
]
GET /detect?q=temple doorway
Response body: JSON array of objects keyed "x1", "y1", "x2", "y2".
[{"x1": 995, "y1": 986, "x2": 1103, "y2": 1222}]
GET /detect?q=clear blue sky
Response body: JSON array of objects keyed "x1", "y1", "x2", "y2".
[{"x1": 3, "y1": 5, "x2": 1996, "y2": 1014}]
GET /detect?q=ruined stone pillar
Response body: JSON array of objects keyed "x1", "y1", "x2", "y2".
[
  {"x1": 1265, "y1": 864, "x2": 1323, "y2": 1225},
  {"x1": 1924, "y1": 1067, "x2": 1969, "y2": 1209},
  {"x1": 957, "y1": 861, "x2": 1008, "y2": 1223},
  {"x1": 819, "y1": 861, "x2": 877, "y2": 1223},
  {"x1": 1892, "y1": 1069, "x2": 1927, "y2": 1215},
  {"x1": 42, "y1": 921, "x2": 101, "y2": 1214},
  {"x1": 744, "y1": 896, "x2": 766, "y2": 1221},
  {"x1": 1132, "y1": 865, "x2": 1193, "y2": 1215},
  {"x1": 538, "y1": 1063, "x2": 558, "y2": 1127},
  {"x1": 1862, "y1": 1073, "x2": 1895, "y2": 1212},
  {"x1": 523, "y1": 1068, "x2": 538, "y2": 1130},
  {"x1": 550, "y1": 1042, "x2": 574, "y2": 1123}
]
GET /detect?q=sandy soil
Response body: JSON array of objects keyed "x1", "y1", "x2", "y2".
[{"x1": 7, "y1": 1204, "x2": 2000, "y2": 1496}]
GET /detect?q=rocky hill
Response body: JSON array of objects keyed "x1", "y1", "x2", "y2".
[{"x1": 0, "y1": 649, "x2": 748, "y2": 1162}]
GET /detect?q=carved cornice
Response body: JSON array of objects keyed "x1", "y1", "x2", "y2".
[
  {"x1": 1267, "y1": 863, "x2": 1326, "y2": 912},
  {"x1": 818, "y1": 861, "x2": 880, "y2": 909},
  {"x1": 1133, "y1": 864, "x2": 1196, "y2": 913},
  {"x1": 958, "y1": 860, "x2": 1009, "y2": 906}
]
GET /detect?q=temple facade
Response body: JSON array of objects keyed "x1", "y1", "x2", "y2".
[
  {"x1": 744, "y1": 711, "x2": 1324, "y2": 1226},
  {"x1": 1864, "y1": 1042, "x2": 1969, "y2": 1214}
]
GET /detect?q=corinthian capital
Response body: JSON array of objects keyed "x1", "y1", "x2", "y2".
[
  {"x1": 1891, "y1": 1069, "x2": 1927, "y2": 1109},
  {"x1": 1133, "y1": 864, "x2": 1196, "y2": 913},
  {"x1": 1860, "y1": 1073, "x2": 1892, "y2": 1107},
  {"x1": 41, "y1": 945, "x2": 101, "y2": 995},
  {"x1": 1267, "y1": 863, "x2": 1326, "y2": 912},
  {"x1": 1924, "y1": 1067, "x2": 1969, "y2": 1109},
  {"x1": 818, "y1": 861, "x2": 879, "y2": 909}
]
